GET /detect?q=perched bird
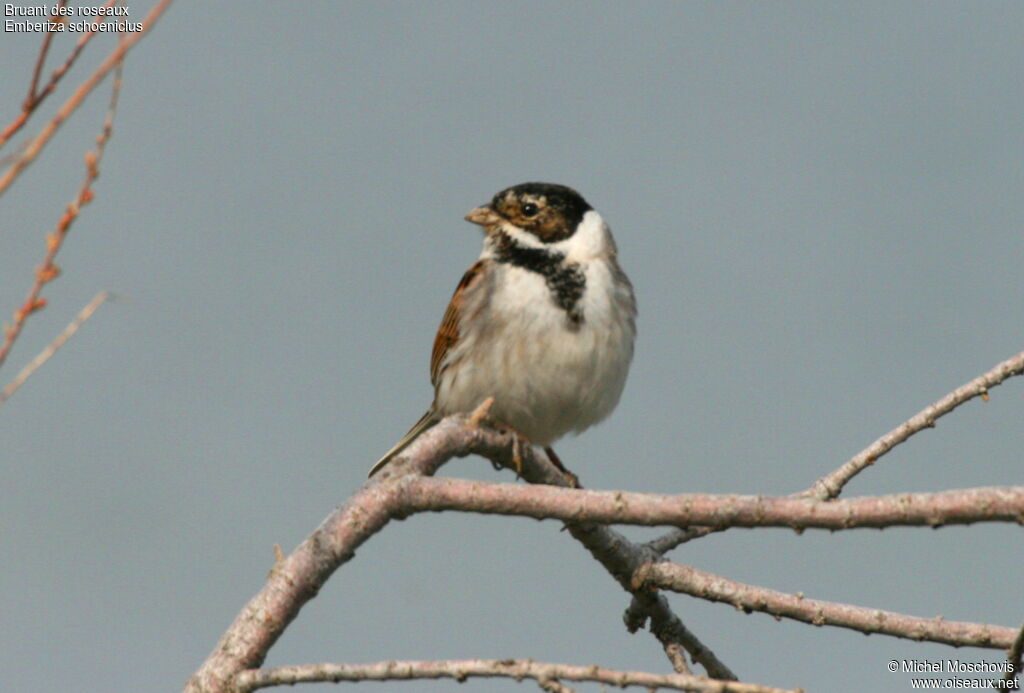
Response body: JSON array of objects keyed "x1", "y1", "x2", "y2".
[{"x1": 368, "y1": 182, "x2": 636, "y2": 485}]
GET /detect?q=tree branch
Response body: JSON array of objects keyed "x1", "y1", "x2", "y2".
[
  {"x1": 230, "y1": 658, "x2": 797, "y2": 693},
  {"x1": 188, "y1": 400, "x2": 1024, "y2": 691},
  {"x1": 24, "y1": 2, "x2": 66, "y2": 108},
  {"x1": 632, "y1": 561, "x2": 1019, "y2": 649},
  {"x1": 400, "y1": 478, "x2": 1024, "y2": 530},
  {"x1": 0, "y1": 41, "x2": 126, "y2": 372},
  {"x1": 644, "y1": 349, "x2": 1024, "y2": 556},
  {"x1": 456, "y1": 427, "x2": 740, "y2": 680},
  {"x1": 186, "y1": 415, "x2": 741, "y2": 690},
  {"x1": 0, "y1": 0, "x2": 175, "y2": 198},
  {"x1": 803, "y1": 350, "x2": 1024, "y2": 500},
  {"x1": 0, "y1": 1, "x2": 117, "y2": 151},
  {"x1": 0, "y1": 291, "x2": 115, "y2": 406}
]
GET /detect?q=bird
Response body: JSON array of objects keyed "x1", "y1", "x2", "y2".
[{"x1": 368, "y1": 182, "x2": 636, "y2": 486}]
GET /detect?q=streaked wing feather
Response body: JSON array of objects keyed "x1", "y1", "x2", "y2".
[
  {"x1": 430, "y1": 259, "x2": 487, "y2": 386},
  {"x1": 369, "y1": 260, "x2": 489, "y2": 479}
]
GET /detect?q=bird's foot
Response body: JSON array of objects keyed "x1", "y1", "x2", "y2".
[{"x1": 486, "y1": 421, "x2": 529, "y2": 478}]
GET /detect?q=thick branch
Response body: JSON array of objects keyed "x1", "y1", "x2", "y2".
[
  {"x1": 185, "y1": 417, "x2": 498, "y2": 692},
  {"x1": 633, "y1": 561, "x2": 1019, "y2": 649},
  {"x1": 460, "y1": 431, "x2": 739, "y2": 680},
  {"x1": 186, "y1": 416, "x2": 738, "y2": 690},
  {"x1": 231, "y1": 659, "x2": 797, "y2": 693},
  {"x1": 401, "y1": 478, "x2": 1024, "y2": 530},
  {"x1": 190, "y1": 405, "x2": 1024, "y2": 691}
]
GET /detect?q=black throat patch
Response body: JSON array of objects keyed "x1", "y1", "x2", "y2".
[{"x1": 492, "y1": 231, "x2": 586, "y2": 327}]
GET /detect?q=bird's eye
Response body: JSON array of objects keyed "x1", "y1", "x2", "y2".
[{"x1": 522, "y1": 202, "x2": 539, "y2": 217}]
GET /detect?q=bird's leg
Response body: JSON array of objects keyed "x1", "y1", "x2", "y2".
[
  {"x1": 544, "y1": 447, "x2": 581, "y2": 489},
  {"x1": 468, "y1": 398, "x2": 518, "y2": 475},
  {"x1": 487, "y1": 421, "x2": 529, "y2": 479},
  {"x1": 512, "y1": 434, "x2": 525, "y2": 477}
]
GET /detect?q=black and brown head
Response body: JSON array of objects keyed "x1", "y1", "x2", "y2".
[{"x1": 465, "y1": 182, "x2": 592, "y2": 243}]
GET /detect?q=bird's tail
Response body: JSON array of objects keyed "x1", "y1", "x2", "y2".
[{"x1": 367, "y1": 410, "x2": 439, "y2": 478}]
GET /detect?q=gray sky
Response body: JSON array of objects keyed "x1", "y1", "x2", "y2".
[{"x1": 2, "y1": 3, "x2": 1022, "y2": 692}]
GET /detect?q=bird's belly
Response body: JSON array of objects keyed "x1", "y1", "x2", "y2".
[{"x1": 436, "y1": 277, "x2": 632, "y2": 445}]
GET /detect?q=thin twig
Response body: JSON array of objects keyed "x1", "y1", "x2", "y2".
[
  {"x1": 0, "y1": 51, "x2": 125, "y2": 371},
  {"x1": 25, "y1": 2, "x2": 68, "y2": 107},
  {"x1": 647, "y1": 349, "x2": 1024, "y2": 555},
  {"x1": 0, "y1": 292, "x2": 115, "y2": 407},
  {"x1": 0, "y1": 0, "x2": 175, "y2": 198},
  {"x1": 632, "y1": 561, "x2": 1018, "y2": 650},
  {"x1": 230, "y1": 659, "x2": 797, "y2": 693},
  {"x1": 803, "y1": 350, "x2": 1024, "y2": 500},
  {"x1": 1, "y1": 0, "x2": 119, "y2": 152}
]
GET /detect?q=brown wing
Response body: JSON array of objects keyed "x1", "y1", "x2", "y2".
[{"x1": 431, "y1": 259, "x2": 487, "y2": 387}]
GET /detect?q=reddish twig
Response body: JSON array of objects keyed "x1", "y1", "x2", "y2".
[
  {"x1": 1, "y1": 0, "x2": 117, "y2": 152},
  {"x1": 0, "y1": 53, "x2": 124, "y2": 372},
  {"x1": 632, "y1": 561, "x2": 1019, "y2": 650},
  {"x1": 0, "y1": 0, "x2": 175, "y2": 198},
  {"x1": 25, "y1": 2, "x2": 67, "y2": 108},
  {"x1": 230, "y1": 658, "x2": 796, "y2": 693}
]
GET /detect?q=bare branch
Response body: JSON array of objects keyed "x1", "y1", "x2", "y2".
[
  {"x1": 0, "y1": 291, "x2": 115, "y2": 406},
  {"x1": 646, "y1": 349, "x2": 1024, "y2": 556},
  {"x1": 0, "y1": 0, "x2": 175, "y2": 198},
  {"x1": 0, "y1": 51, "x2": 125, "y2": 372},
  {"x1": 803, "y1": 350, "x2": 1024, "y2": 500},
  {"x1": 1, "y1": 1, "x2": 119, "y2": 151},
  {"x1": 633, "y1": 561, "x2": 1019, "y2": 649},
  {"x1": 624, "y1": 591, "x2": 728, "y2": 678},
  {"x1": 230, "y1": 659, "x2": 798, "y2": 693},
  {"x1": 480, "y1": 441, "x2": 740, "y2": 680},
  {"x1": 189, "y1": 401, "x2": 1024, "y2": 691},
  {"x1": 186, "y1": 416, "x2": 736, "y2": 690},
  {"x1": 647, "y1": 527, "x2": 722, "y2": 554},
  {"x1": 400, "y1": 478, "x2": 1024, "y2": 531},
  {"x1": 24, "y1": 2, "x2": 67, "y2": 108}
]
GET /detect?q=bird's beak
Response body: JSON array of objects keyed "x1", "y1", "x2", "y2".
[{"x1": 464, "y1": 204, "x2": 501, "y2": 230}]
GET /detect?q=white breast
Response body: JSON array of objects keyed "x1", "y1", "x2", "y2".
[{"x1": 434, "y1": 212, "x2": 636, "y2": 446}]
